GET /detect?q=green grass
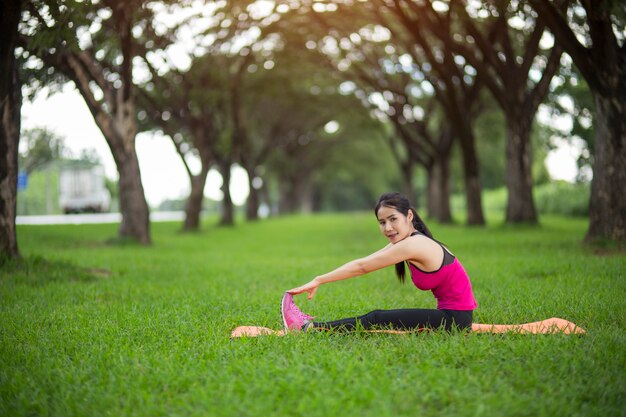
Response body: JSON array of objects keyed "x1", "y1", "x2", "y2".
[{"x1": 1, "y1": 213, "x2": 625, "y2": 417}]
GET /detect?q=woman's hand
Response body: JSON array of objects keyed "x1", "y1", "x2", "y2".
[{"x1": 287, "y1": 278, "x2": 320, "y2": 300}]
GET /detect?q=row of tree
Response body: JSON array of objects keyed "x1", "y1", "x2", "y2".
[{"x1": 1, "y1": 0, "x2": 624, "y2": 261}]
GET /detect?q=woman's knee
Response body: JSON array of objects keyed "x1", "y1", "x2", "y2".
[{"x1": 359, "y1": 309, "x2": 386, "y2": 325}]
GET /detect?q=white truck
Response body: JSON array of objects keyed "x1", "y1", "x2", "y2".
[{"x1": 59, "y1": 164, "x2": 111, "y2": 214}]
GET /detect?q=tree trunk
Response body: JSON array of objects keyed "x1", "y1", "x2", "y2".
[
  {"x1": 245, "y1": 170, "x2": 260, "y2": 221},
  {"x1": 457, "y1": 129, "x2": 485, "y2": 225},
  {"x1": 504, "y1": 114, "x2": 537, "y2": 223},
  {"x1": 526, "y1": 0, "x2": 625, "y2": 243},
  {"x1": 183, "y1": 166, "x2": 210, "y2": 231},
  {"x1": 427, "y1": 158, "x2": 453, "y2": 224},
  {"x1": 278, "y1": 181, "x2": 291, "y2": 214},
  {"x1": 0, "y1": 0, "x2": 22, "y2": 260},
  {"x1": 279, "y1": 177, "x2": 313, "y2": 214},
  {"x1": 298, "y1": 178, "x2": 314, "y2": 214},
  {"x1": 112, "y1": 3, "x2": 151, "y2": 243},
  {"x1": 116, "y1": 150, "x2": 151, "y2": 244},
  {"x1": 585, "y1": 92, "x2": 626, "y2": 242},
  {"x1": 31, "y1": 3, "x2": 152, "y2": 245},
  {"x1": 103, "y1": 94, "x2": 151, "y2": 244},
  {"x1": 219, "y1": 161, "x2": 234, "y2": 226},
  {"x1": 258, "y1": 181, "x2": 274, "y2": 217}
]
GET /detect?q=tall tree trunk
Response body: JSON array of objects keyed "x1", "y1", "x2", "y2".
[
  {"x1": 457, "y1": 129, "x2": 485, "y2": 225},
  {"x1": 183, "y1": 165, "x2": 210, "y2": 231},
  {"x1": 259, "y1": 181, "x2": 273, "y2": 217},
  {"x1": 528, "y1": 0, "x2": 625, "y2": 244},
  {"x1": 504, "y1": 113, "x2": 537, "y2": 223},
  {"x1": 113, "y1": 3, "x2": 151, "y2": 243},
  {"x1": 298, "y1": 178, "x2": 314, "y2": 214},
  {"x1": 32, "y1": 2, "x2": 152, "y2": 244},
  {"x1": 278, "y1": 181, "x2": 290, "y2": 214},
  {"x1": 115, "y1": 149, "x2": 151, "y2": 244},
  {"x1": 278, "y1": 176, "x2": 300, "y2": 215},
  {"x1": 245, "y1": 168, "x2": 260, "y2": 221},
  {"x1": 0, "y1": 0, "x2": 22, "y2": 260},
  {"x1": 97, "y1": 95, "x2": 150, "y2": 244},
  {"x1": 585, "y1": 93, "x2": 626, "y2": 242},
  {"x1": 427, "y1": 158, "x2": 453, "y2": 223},
  {"x1": 219, "y1": 161, "x2": 234, "y2": 226}
]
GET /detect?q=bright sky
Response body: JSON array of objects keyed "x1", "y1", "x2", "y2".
[{"x1": 21, "y1": 85, "x2": 581, "y2": 209}]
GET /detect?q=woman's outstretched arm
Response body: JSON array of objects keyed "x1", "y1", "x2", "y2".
[{"x1": 287, "y1": 238, "x2": 422, "y2": 299}]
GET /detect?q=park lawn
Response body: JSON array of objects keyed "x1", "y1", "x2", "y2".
[{"x1": 1, "y1": 213, "x2": 624, "y2": 417}]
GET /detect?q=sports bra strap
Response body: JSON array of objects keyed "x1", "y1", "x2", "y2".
[{"x1": 410, "y1": 231, "x2": 455, "y2": 267}]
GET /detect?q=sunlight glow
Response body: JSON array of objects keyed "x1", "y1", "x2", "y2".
[
  {"x1": 247, "y1": 0, "x2": 275, "y2": 19},
  {"x1": 324, "y1": 121, "x2": 340, "y2": 134}
]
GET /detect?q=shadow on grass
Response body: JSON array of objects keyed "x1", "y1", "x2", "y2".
[
  {"x1": 0, "y1": 255, "x2": 109, "y2": 287},
  {"x1": 104, "y1": 235, "x2": 150, "y2": 246},
  {"x1": 582, "y1": 238, "x2": 626, "y2": 256}
]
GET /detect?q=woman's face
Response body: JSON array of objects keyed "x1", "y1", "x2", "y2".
[{"x1": 376, "y1": 205, "x2": 415, "y2": 244}]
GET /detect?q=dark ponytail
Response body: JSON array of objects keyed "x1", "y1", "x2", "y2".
[
  {"x1": 409, "y1": 207, "x2": 433, "y2": 239},
  {"x1": 374, "y1": 192, "x2": 433, "y2": 283}
]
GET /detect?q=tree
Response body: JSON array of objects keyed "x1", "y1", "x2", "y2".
[
  {"x1": 208, "y1": 4, "x2": 387, "y2": 218},
  {"x1": 237, "y1": 55, "x2": 308, "y2": 220},
  {"x1": 138, "y1": 1, "x2": 294, "y2": 226},
  {"x1": 374, "y1": 0, "x2": 487, "y2": 224},
  {"x1": 444, "y1": 0, "x2": 564, "y2": 223},
  {"x1": 529, "y1": 0, "x2": 625, "y2": 243},
  {"x1": 21, "y1": 0, "x2": 154, "y2": 244},
  {"x1": 261, "y1": 1, "x2": 486, "y2": 224},
  {"x1": 310, "y1": 103, "x2": 398, "y2": 212},
  {"x1": 262, "y1": 79, "x2": 360, "y2": 214},
  {"x1": 137, "y1": 53, "x2": 233, "y2": 230},
  {"x1": 0, "y1": 0, "x2": 23, "y2": 261}
]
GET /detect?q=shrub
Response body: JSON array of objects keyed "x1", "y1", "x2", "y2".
[{"x1": 534, "y1": 181, "x2": 590, "y2": 217}]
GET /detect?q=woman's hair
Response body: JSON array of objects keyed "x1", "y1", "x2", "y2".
[{"x1": 374, "y1": 192, "x2": 433, "y2": 283}]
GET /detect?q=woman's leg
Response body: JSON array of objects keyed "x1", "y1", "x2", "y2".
[
  {"x1": 311, "y1": 308, "x2": 472, "y2": 332},
  {"x1": 471, "y1": 318, "x2": 586, "y2": 334}
]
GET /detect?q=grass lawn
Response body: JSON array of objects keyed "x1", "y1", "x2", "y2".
[{"x1": 1, "y1": 213, "x2": 624, "y2": 417}]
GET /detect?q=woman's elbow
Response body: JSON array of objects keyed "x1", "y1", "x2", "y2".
[{"x1": 354, "y1": 260, "x2": 371, "y2": 275}]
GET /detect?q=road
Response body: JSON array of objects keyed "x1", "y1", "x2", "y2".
[{"x1": 16, "y1": 211, "x2": 185, "y2": 225}]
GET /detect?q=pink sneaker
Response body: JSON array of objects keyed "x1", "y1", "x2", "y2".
[{"x1": 281, "y1": 292, "x2": 313, "y2": 330}]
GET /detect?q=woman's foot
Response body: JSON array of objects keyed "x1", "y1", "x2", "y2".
[
  {"x1": 539, "y1": 317, "x2": 586, "y2": 334},
  {"x1": 281, "y1": 292, "x2": 314, "y2": 330},
  {"x1": 231, "y1": 326, "x2": 285, "y2": 338}
]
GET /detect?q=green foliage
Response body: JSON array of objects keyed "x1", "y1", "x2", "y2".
[
  {"x1": 452, "y1": 183, "x2": 590, "y2": 220},
  {"x1": 473, "y1": 101, "x2": 506, "y2": 190},
  {"x1": 315, "y1": 131, "x2": 399, "y2": 212},
  {"x1": 18, "y1": 127, "x2": 66, "y2": 174},
  {"x1": 534, "y1": 181, "x2": 590, "y2": 217},
  {"x1": 450, "y1": 97, "x2": 552, "y2": 193},
  {"x1": 2, "y1": 215, "x2": 624, "y2": 417}
]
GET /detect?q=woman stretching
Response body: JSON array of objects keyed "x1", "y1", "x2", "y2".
[{"x1": 274, "y1": 192, "x2": 584, "y2": 336}]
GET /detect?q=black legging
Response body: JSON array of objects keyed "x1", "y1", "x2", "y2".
[{"x1": 311, "y1": 308, "x2": 473, "y2": 332}]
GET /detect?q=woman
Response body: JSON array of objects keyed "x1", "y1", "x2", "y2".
[
  {"x1": 283, "y1": 192, "x2": 477, "y2": 333},
  {"x1": 230, "y1": 192, "x2": 584, "y2": 337}
]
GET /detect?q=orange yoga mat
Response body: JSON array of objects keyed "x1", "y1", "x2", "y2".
[{"x1": 231, "y1": 317, "x2": 585, "y2": 338}]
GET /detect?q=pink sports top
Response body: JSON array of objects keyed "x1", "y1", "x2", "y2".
[{"x1": 407, "y1": 234, "x2": 478, "y2": 311}]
